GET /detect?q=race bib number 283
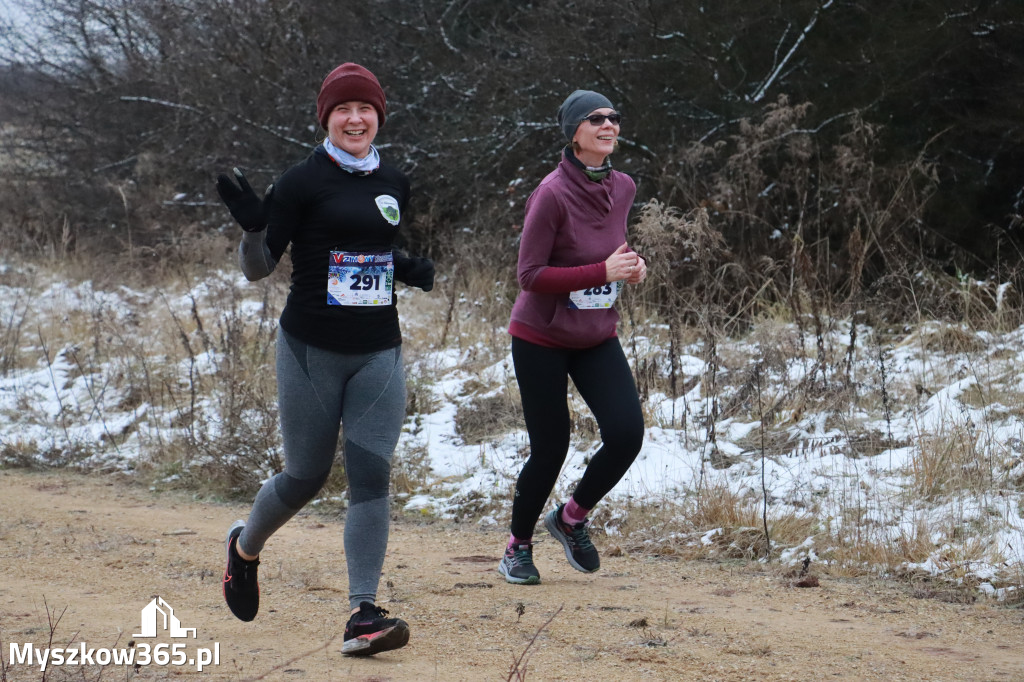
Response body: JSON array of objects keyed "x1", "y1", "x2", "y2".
[
  {"x1": 327, "y1": 251, "x2": 394, "y2": 306},
  {"x1": 568, "y1": 281, "x2": 622, "y2": 309}
]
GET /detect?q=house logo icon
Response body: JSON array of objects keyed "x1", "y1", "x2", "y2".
[{"x1": 133, "y1": 597, "x2": 197, "y2": 639}]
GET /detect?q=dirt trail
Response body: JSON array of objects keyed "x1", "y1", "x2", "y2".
[{"x1": 0, "y1": 469, "x2": 1021, "y2": 681}]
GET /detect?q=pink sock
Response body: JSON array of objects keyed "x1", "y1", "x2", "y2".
[
  {"x1": 508, "y1": 533, "x2": 531, "y2": 549},
  {"x1": 562, "y1": 498, "x2": 590, "y2": 525}
]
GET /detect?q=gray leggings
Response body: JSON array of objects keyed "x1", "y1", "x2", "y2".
[{"x1": 238, "y1": 328, "x2": 406, "y2": 610}]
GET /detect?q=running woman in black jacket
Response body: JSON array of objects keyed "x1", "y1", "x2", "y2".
[{"x1": 216, "y1": 63, "x2": 433, "y2": 657}]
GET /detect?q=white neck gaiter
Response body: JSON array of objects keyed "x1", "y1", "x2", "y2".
[{"x1": 323, "y1": 137, "x2": 380, "y2": 174}]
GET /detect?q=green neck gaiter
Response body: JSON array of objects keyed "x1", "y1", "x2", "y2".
[{"x1": 564, "y1": 146, "x2": 612, "y2": 182}]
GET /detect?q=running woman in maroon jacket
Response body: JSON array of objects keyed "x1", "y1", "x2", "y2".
[{"x1": 499, "y1": 90, "x2": 647, "y2": 585}]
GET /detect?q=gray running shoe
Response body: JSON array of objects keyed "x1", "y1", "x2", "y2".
[
  {"x1": 544, "y1": 504, "x2": 600, "y2": 573},
  {"x1": 498, "y1": 542, "x2": 541, "y2": 585}
]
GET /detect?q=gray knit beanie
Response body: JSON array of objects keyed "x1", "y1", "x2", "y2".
[{"x1": 557, "y1": 90, "x2": 615, "y2": 142}]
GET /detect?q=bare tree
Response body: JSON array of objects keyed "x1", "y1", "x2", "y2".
[{"x1": 0, "y1": 0, "x2": 1021, "y2": 304}]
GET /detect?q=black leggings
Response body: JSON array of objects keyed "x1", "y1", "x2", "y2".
[{"x1": 509, "y1": 336, "x2": 644, "y2": 539}]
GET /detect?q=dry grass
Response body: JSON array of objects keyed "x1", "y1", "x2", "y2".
[
  {"x1": 909, "y1": 427, "x2": 992, "y2": 502},
  {"x1": 599, "y1": 483, "x2": 816, "y2": 563},
  {"x1": 0, "y1": 256, "x2": 286, "y2": 499},
  {"x1": 4, "y1": 216, "x2": 1024, "y2": 598},
  {"x1": 455, "y1": 392, "x2": 523, "y2": 446},
  {"x1": 392, "y1": 442, "x2": 433, "y2": 496}
]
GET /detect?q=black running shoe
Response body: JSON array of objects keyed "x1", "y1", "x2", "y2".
[
  {"x1": 222, "y1": 520, "x2": 259, "y2": 622},
  {"x1": 342, "y1": 602, "x2": 410, "y2": 656},
  {"x1": 498, "y1": 542, "x2": 541, "y2": 585},
  {"x1": 544, "y1": 504, "x2": 600, "y2": 573}
]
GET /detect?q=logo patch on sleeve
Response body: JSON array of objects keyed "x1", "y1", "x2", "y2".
[{"x1": 375, "y1": 195, "x2": 401, "y2": 226}]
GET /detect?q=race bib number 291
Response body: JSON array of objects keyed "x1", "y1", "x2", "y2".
[{"x1": 327, "y1": 251, "x2": 394, "y2": 306}]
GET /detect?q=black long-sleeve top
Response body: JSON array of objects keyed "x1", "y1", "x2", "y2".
[{"x1": 239, "y1": 147, "x2": 411, "y2": 353}]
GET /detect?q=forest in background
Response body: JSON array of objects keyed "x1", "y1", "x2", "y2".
[{"x1": 0, "y1": 0, "x2": 1022, "y2": 322}]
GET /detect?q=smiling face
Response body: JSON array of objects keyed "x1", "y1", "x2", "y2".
[
  {"x1": 327, "y1": 101, "x2": 379, "y2": 158},
  {"x1": 572, "y1": 107, "x2": 620, "y2": 167}
]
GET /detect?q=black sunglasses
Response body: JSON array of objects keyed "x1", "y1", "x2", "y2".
[{"x1": 581, "y1": 113, "x2": 621, "y2": 126}]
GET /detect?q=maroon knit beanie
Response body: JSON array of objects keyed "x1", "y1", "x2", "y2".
[{"x1": 316, "y1": 63, "x2": 387, "y2": 130}]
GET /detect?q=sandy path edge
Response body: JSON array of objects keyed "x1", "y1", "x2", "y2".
[{"x1": 0, "y1": 469, "x2": 1021, "y2": 681}]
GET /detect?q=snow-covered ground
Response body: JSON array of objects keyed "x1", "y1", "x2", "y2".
[{"x1": 2, "y1": 265, "x2": 1023, "y2": 597}]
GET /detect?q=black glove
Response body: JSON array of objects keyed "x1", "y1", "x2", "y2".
[
  {"x1": 394, "y1": 252, "x2": 435, "y2": 292},
  {"x1": 215, "y1": 167, "x2": 271, "y2": 232}
]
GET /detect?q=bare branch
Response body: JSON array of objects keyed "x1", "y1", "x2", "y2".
[
  {"x1": 747, "y1": 0, "x2": 835, "y2": 103},
  {"x1": 119, "y1": 96, "x2": 203, "y2": 114}
]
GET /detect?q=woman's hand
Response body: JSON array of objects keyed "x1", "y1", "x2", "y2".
[
  {"x1": 625, "y1": 255, "x2": 646, "y2": 284},
  {"x1": 215, "y1": 167, "x2": 271, "y2": 233},
  {"x1": 401, "y1": 257, "x2": 435, "y2": 292},
  {"x1": 393, "y1": 251, "x2": 436, "y2": 292},
  {"x1": 604, "y1": 243, "x2": 639, "y2": 283}
]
